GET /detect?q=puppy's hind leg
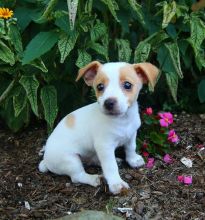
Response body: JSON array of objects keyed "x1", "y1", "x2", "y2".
[{"x1": 64, "y1": 154, "x2": 101, "y2": 187}]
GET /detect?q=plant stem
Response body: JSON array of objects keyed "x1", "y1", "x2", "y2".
[
  {"x1": 0, "y1": 79, "x2": 16, "y2": 105},
  {"x1": 4, "y1": 19, "x2": 8, "y2": 35}
]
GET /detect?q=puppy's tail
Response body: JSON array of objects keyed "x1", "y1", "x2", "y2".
[{"x1": 39, "y1": 160, "x2": 48, "y2": 173}]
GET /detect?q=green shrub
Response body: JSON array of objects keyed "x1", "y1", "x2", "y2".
[{"x1": 0, "y1": 0, "x2": 204, "y2": 132}]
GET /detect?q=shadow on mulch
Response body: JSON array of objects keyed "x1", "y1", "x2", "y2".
[{"x1": 0, "y1": 113, "x2": 205, "y2": 219}]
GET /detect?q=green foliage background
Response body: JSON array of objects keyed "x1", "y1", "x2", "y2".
[{"x1": 0, "y1": 0, "x2": 205, "y2": 132}]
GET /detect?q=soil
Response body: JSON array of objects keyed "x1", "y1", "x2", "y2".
[{"x1": 0, "y1": 113, "x2": 205, "y2": 220}]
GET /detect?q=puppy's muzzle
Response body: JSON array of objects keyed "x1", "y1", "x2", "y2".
[{"x1": 104, "y1": 98, "x2": 117, "y2": 112}]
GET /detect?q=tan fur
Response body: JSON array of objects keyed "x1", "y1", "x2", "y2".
[
  {"x1": 66, "y1": 114, "x2": 75, "y2": 128},
  {"x1": 93, "y1": 71, "x2": 109, "y2": 98},
  {"x1": 119, "y1": 65, "x2": 141, "y2": 106},
  {"x1": 76, "y1": 61, "x2": 102, "y2": 86},
  {"x1": 133, "y1": 63, "x2": 159, "y2": 89}
]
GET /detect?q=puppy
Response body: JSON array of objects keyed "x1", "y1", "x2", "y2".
[{"x1": 39, "y1": 61, "x2": 159, "y2": 194}]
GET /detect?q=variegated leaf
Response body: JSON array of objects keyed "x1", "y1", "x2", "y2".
[
  {"x1": 58, "y1": 32, "x2": 78, "y2": 63},
  {"x1": 76, "y1": 50, "x2": 92, "y2": 68},
  {"x1": 116, "y1": 39, "x2": 132, "y2": 62},
  {"x1": 134, "y1": 41, "x2": 151, "y2": 63}
]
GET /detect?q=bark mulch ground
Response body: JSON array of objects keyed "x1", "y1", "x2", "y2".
[{"x1": 0, "y1": 113, "x2": 205, "y2": 220}]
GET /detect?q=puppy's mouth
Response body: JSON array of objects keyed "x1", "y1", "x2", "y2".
[{"x1": 104, "y1": 109, "x2": 122, "y2": 116}]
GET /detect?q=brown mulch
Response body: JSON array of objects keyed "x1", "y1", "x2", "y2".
[{"x1": 0, "y1": 113, "x2": 205, "y2": 220}]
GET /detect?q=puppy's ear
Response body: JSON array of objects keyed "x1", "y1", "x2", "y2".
[
  {"x1": 76, "y1": 61, "x2": 102, "y2": 86},
  {"x1": 133, "y1": 63, "x2": 159, "y2": 89}
]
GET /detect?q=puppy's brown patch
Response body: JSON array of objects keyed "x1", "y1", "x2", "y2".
[
  {"x1": 66, "y1": 114, "x2": 75, "y2": 128},
  {"x1": 119, "y1": 65, "x2": 142, "y2": 106},
  {"x1": 93, "y1": 71, "x2": 109, "y2": 98}
]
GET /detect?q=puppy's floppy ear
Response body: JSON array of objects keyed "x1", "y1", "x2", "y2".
[
  {"x1": 133, "y1": 63, "x2": 159, "y2": 89},
  {"x1": 76, "y1": 61, "x2": 102, "y2": 86}
]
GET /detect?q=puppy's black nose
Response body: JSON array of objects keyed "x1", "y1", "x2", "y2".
[{"x1": 104, "y1": 98, "x2": 117, "y2": 111}]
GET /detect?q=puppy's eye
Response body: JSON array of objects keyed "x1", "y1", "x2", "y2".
[
  {"x1": 96, "y1": 83, "x2": 104, "y2": 92},
  {"x1": 123, "y1": 81, "x2": 132, "y2": 90}
]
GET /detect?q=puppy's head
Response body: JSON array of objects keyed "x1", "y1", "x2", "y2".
[{"x1": 76, "y1": 61, "x2": 159, "y2": 116}]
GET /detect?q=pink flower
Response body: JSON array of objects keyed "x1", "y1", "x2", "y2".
[
  {"x1": 142, "y1": 142, "x2": 148, "y2": 149},
  {"x1": 177, "y1": 175, "x2": 184, "y2": 183},
  {"x1": 142, "y1": 151, "x2": 149, "y2": 157},
  {"x1": 163, "y1": 154, "x2": 173, "y2": 164},
  {"x1": 177, "y1": 175, "x2": 192, "y2": 185},
  {"x1": 168, "y1": 129, "x2": 179, "y2": 143},
  {"x1": 195, "y1": 144, "x2": 204, "y2": 149},
  {"x1": 145, "y1": 107, "x2": 153, "y2": 115},
  {"x1": 184, "y1": 176, "x2": 192, "y2": 185},
  {"x1": 159, "y1": 112, "x2": 173, "y2": 127},
  {"x1": 146, "y1": 157, "x2": 155, "y2": 168}
]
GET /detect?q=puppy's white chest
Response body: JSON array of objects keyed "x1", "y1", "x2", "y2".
[{"x1": 109, "y1": 115, "x2": 139, "y2": 146}]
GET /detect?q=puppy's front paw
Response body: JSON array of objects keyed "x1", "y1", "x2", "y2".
[
  {"x1": 109, "y1": 180, "x2": 129, "y2": 194},
  {"x1": 89, "y1": 174, "x2": 102, "y2": 187},
  {"x1": 127, "y1": 154, "x2": 145, "y2": 168}
]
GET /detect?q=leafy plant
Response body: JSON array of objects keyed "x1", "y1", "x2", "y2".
[
  {"x1": 0, "y1": 0, "x2": 204, "y2": 132},
  {"x1": 137, "y1": 107, "x2": 179, "y2": 158}
]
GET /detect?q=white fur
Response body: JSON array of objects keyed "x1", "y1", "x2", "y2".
[{"x1": 39, "y1": 62, "x2": 145, "y2": 194}]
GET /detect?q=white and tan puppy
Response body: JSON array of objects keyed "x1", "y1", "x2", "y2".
[{"x1": 39, "y1": 61, "x2": 159, "y2": 194}]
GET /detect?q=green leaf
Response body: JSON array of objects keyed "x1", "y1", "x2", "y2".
[
  {"x1": 150, "y1": 131, "x2": 166, "y2": 146},
  {"x1": 116, "y1": 39, "x2": 132, "y2": 62},
  {"x1": 143, "y1": 114, "x2": 156, "y2": 125},
  {"x1": 148, "y1": 31, "x2": 169, "y2": 49},
  {"x1": 198, "y1": 79, "x2": 205, "y2": 103},
  {"x1": 90, "y1": 42, "x2": 108, "y2": 60},
  {"x1": 175, "y1": 4, "x2": 189, "y2": 17},
  {"x1": 0, "y1": 20, "x2": 6, "y2": 35},
  {"x1": 55, "y1": 13, "x2": 71, "y2": 34},
  {"x1": 67, "y1": 0, "x2": 79, "y2": 30},
  {"x1": 0, "y1": 98, "x2": 29, "y2": 132},
  {"x1": 102, "y1": 32, "x2": 109, "y2": 53},
  {"x1": 19, "y1": 75, "x2": 39, "y2": 116},
  {"x1": 30, "y1": 59, "x2": 48, "y2": 72},
  {"x1": 101, "y1": 0, "x2": 119, "y2": 22},
  {"x1": 188, "y1": 14, "x2": 205, "y2": 70},
  {"x1": 189, "y1": 14, "x2": 205, "y2": 52},
  {"x1": 135, "y1": 31, "x2": 168, "y2": 54},
  {"x1": 164, "y1": 42, "x2": 183, "y2": 78},
  {"x1": 78, "y1": 14, "x2": 95, "y2": 32},
  {"x1": 13, "y1": 86, "x2": 27, "y2": 117},
  {"x1": 128, "y1": 0, "x2": 145, "y2": 27},
  {"x1": 76, "y1": 50, "x2": 92, "y2": 68},
  {"x1": 22, "y1": 31, "x2": 59, "y2": 64},
  {"x1": 14, "y1": 7, "x2": 34, "y2": 31},
  {"x1": 90, "y1": 22, "x2": 107, "y2": 42},
  {"x1": 165, "y1": 72, "x2": 178, "y2": 103},
  {"x1": 166, "y1": 24, "x2": 177, "y2": 39},
  {"x1": 85, "y1": 0, "x2": 93, "y2": 14},
  {"x1": 195, "y1": 52, "x2": 205, "y2": 70},
  {"x1": 40, "y1": 85, "x2": 58, "y2": 129},
  {"x1": 36, "y1": 0, "x2": 58, "y2": 23},
  {"x1": 134, "y1": 41, "x2": 151, "y2": 63},
  {"x1": 162, "y1": 1, "x2": 177, "y2": 29},
  {"x1": 158, "y1": 45, "x2": 174, "y2": 73},
  {"x1": 58, "y1": 32, "x2": 78, "y2": 63},
  {"x1": 8, "y1": 23, "x2": 23, "y2": 53},
  {"x1": 0, "y1": 40, "x2": 15, "y2": 65}
]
